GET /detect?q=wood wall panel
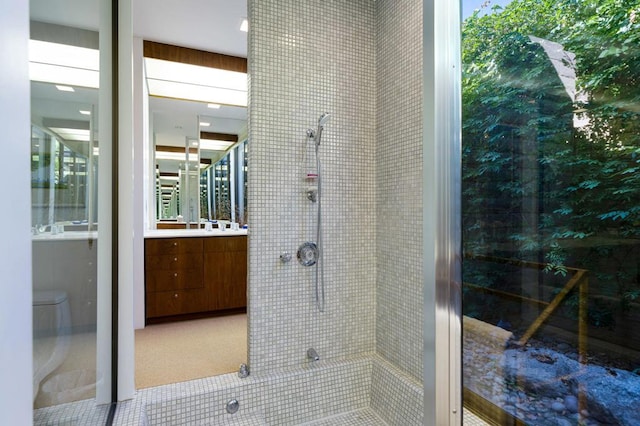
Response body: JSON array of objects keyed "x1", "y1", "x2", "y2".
[{"x1": 143, "y1": 40, "x2": 247, "y2": 73}]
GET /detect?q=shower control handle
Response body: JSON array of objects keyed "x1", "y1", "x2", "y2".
[
  {"x1": 280, "y1": 252, "x2": 292, "y2": 263},
  {"x1": 297, "y1": 242, "x2": 318, "y2": 267}
]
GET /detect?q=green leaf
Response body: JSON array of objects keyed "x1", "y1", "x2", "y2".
[{"x1": 598, "y1": 211, "x2": 630, "y2": 221}]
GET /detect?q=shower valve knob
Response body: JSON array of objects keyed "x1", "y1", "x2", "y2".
[
  {"x1": 280, "y1": 252, "x2": 292, "y2": 263},
  {"x1": 297, "y1": 242, "x2": 318, "y2": 267}
]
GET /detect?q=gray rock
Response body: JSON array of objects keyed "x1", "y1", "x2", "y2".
[
  {"x1": 501, "y1": 349, "x2": 575, "y2": 399},
  {"x1": 564, "y1": 395, "x2": 579, "y2": 413},
  {"x1": 568, "y1": 366, "x2": 640, "y2": 425},
  {"x1": 551, "y1": 401, "x2": 565, "y2": 412},
  {"x1": 499, "y1": 348, "x2": 640, "y2": 425}
]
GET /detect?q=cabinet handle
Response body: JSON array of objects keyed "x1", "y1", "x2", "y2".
[
  {"x1": 174, "y1": 257, "x2": 178, "y2": 262},
  {"x1": 174, "y1": 293, "x2": 179, "y2": 298},
  {"x1": 174, "y1": 272, "x2": 178, "y2": 277},
  {"x1": 173, "y1": 242, "x2": 177, "y2": 247}
]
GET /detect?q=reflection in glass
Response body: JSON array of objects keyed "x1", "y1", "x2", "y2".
[
  {"x1": 30, "y1": 16, "x2": 103, "y2": 415},
  {"x1": 31, "y1": 125, "x2": 96, "y2": 228},
  {"x1": 462, "y1": 1, "x2": 640, "y2": 424},
  {"x1": 200, "y1": 139, "x2": 248, "y2": 225}
]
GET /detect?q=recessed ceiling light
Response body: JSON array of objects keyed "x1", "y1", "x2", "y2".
[
  {"x1": 30, "y1": 40, "x2": 99, "y2": 88},
  {"x1": 144, "y1": 58, "x2": 247, "y2": 107},
  {"x1": 156, "y1": 151, "x2": 198, "y2": 161},
  {"x1": 207, "y1": 103, "x2": 221, "y2": 109},
  {"x1": 199, "y1": 122, "x2": 211, "y2": 127},
  {"x1": 79, "y1": 110, "x2": 91, "y2": 115},
  {"x1": 55, "y1": 85, "x2": 75, "y2": 92},
  {"x1": 240, "y1": 18, "x2": 249, "y2": 32},
  {"x1": 155, "y1": 152, "x2": 185, "y2": 161},
  {"x1": 49, "y1": 127, "x2": 90, "y2": 141},
  {"x1": 200, "y1": 139, "x2": 235, "y2": 151}
]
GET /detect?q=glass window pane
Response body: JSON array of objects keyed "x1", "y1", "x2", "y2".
[
  {"x1": 462, "y1": 1, "x2": 640, "y2": 424},
  {"x1": 30, "y1": 0, "x2": 109, "y2": 420}
]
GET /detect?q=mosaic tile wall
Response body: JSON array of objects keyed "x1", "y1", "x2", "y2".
[
  {"x1": 370, "y1": 355, "x2": 424, "y2": 425},
  {"x1": 111, "y1": 356, "x2": 372, "y2": 425},
  {"x1": 375, "y1": 0, "x2": 424, "y2": 382},
  {"x1": 247, "y1": 0, "x2": 377, "y2": 373}
]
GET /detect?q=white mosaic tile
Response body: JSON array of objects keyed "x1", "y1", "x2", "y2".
[
  {"x1": 375, "y1": 0, "x2": 425, "y2": 384},
  {"x1": 33, "y1": 398, "x2": 111, "y2": 426},
  {"x1": 112, "y1": 356, "x2": 373, "y2": 426},
  {"x1": 300, "y1": 408, "x2": 388, "y2": 426},
  {"x1": 247, "y1": 0, "x2": 377, "y2": 375},
  {"x1": 370, "y1": 355, "x2": 424, "y2": 426}
]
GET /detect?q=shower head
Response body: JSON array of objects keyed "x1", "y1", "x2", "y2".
[
  {"x1": 318, "y1": 112, "x2": 331, "y2": 128},
  {"x1": 311, "y1": 112, "x2": 331, "y2": 147}
]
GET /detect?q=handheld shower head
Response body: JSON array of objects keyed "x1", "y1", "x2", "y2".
[
  {"x1": 313, "y1": 113, "x2": 331, "y2": 147},
  {"x1": 318, "y1": 112, "x2": 331, "y2": 128}
]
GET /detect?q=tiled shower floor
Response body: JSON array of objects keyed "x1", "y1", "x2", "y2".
[
  {"x1": 35, "y1": 399, "x2": 490, "y2": 425},
  {"x1": 299, "y1": 408, "x2": 489, "y2": 425},
  {"x1": 300, "y1": 408, "x2": 387, "y2": 425}
]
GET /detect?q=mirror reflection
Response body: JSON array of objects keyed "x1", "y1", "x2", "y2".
[
  {"x1": 145, "y1": 43, "x2": 248, "y2": 229},
  {"x1": 29, "y1": 18, "x2": 102, "y2": 410},
  {"x1": 31, "y1": 88, "x2": 98, "y2": 232}
]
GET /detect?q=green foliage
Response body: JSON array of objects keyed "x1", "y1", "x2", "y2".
[{"x1": 462, "y1": 0, "x2": 640, "y2": 324}]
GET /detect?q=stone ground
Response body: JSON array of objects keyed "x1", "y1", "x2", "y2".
[{"x1": 463, "y1": 316, "x2": 640, "y2": 426}]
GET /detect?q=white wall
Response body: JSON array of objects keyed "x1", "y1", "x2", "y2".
[
  {"x1": 0, "y1": 0, "x2": 33, "y2": 423},
  {"x1": 133, "y1": 36, "x2": 147, "y2": 330},
  {"x1": 247, "y1": 0, "x2": 377, "y2": 373}
]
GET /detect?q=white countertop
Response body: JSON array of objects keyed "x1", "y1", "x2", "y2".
[
  {"x1": 32, "y1": 231, "x2": 98, "y2": 241},
  {"x1": 32, "y1": 228, "x2": 248, "y2": 241},
  {"x1": 144, "y1": 229, "x2": 248, "y2": 238}
]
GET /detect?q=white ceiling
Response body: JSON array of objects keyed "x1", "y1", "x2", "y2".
[{"x1": 132, "y1": 0, "x2": 248, "y2": 58}]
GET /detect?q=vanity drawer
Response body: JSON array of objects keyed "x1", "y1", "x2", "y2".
[
  {"x1": 146, "y1": 288, "x2": 209, "y2": 318},
  {"x1": 145, "y1": 253, "x2": 203, "y2": 270},
  {"x1": 204, "y1": 235, "x2": 247, "y2": 253},
  {"x1": 145, "y1": 268, "x2": 203, "y2": 292},
  {"x1": 145, "y1": 237, "x2": 203, "y2": 256}
]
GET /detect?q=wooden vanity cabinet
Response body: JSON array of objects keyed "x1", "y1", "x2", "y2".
[
  {"x1": 145, "y1": 235, "x2": 247, "y2": 322},
  {"x1": 145, "y1": 238, "x2": 207, "y2": 318},
  {"x1": 204, "y1": 236, "x2": 248, "y2": 311}
]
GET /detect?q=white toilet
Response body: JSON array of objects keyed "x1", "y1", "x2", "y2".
[{"x1": 32, "y1": 290, "x2": 71, "y2": 401}]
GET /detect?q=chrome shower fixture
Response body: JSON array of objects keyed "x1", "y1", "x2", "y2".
[
  {"x1": 306, "y1": 112, "x2": 331, "y2": 146},
  {"x1": 297, "y1": 242, "x2": 319, "y2": 267},
  {"x1": 306, "y1": 128, "x2": 316, "y2": 139},
  {"x1": 318, "y1": 112, "x2": 331, "y2": 127},
  {"x1": 238, "y1": 363, "x2": 249, "y2": 378},
  {"x1": 307, "y1": 348, "x2": 320, "y2": 361},
  {"x1": 302, "y1": 112, "x2": 331, "y2": 313}
]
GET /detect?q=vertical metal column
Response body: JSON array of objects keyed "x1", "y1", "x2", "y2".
[{"x1": 423, "y1": 0, "x2": 462, "y2": 424}]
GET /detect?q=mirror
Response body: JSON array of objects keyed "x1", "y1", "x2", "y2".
[
  {"x1": 200, "y1": 129, "x2": 248, "y2": 225},
  {"x1": 151, "y1": 99, "x2": 247, "y2": 227},
  {"x1": 29, "y1": 21, "x2": 100, "y2": 230},
  {"x1": 31, "y1": 121, "x2": 97, "y2": 229},
  {"x1": 145, "y1": 43, "x2": 248, "y2": 229}
]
